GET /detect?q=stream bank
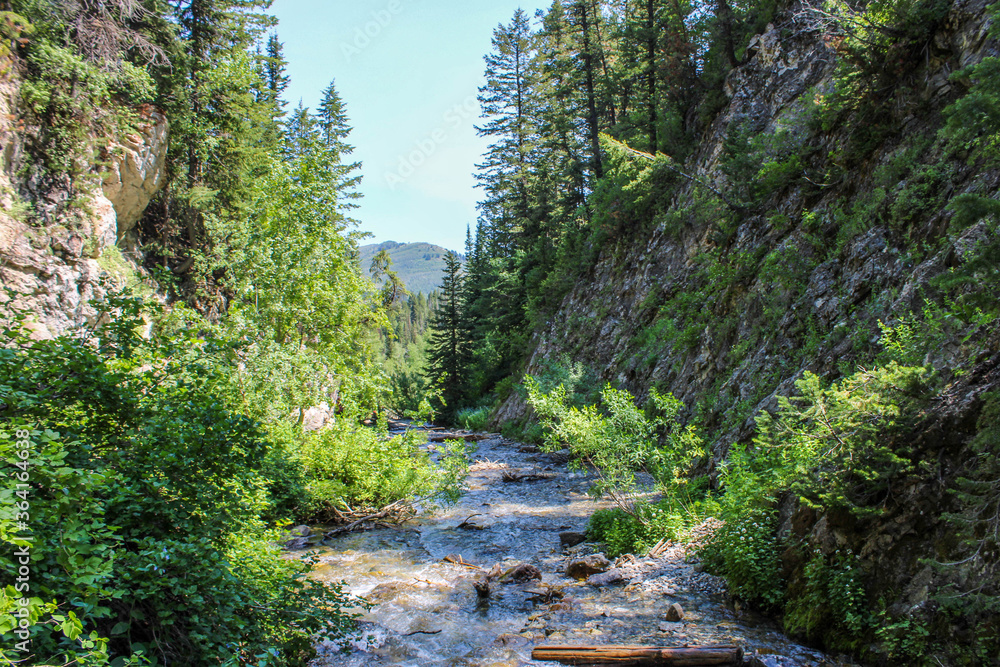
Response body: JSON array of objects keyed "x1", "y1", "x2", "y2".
[{"x1": 300, "y1": 434, "x2": 852, "y2": 667}]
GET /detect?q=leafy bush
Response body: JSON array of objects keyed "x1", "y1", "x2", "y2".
[
  {"x1": 702, "y1": 363, "x2": 933, "y2": 616},
  {"x1": 590, "y1": 134, "x2": 681, "y2": 238},
  {"x1": 784, "y1": 549, "x2": 871, "y2": 648},
  {"x1": 526, "y1": 378, "x2": 705, "y2": 512},
  {"x1": 0, "y1": 295, "x2": 360, "y2": 666},
  {"x1": 457, "y1": 406, "x2": 490, "y2": 431},
  {"x1": 753, "y1": 364, "x2": 932, "y2": 515},
  {"x1": 297, "y1": 423, "x2": 467, "y2": 520},
  {"x1": 588, "y1": 494, "x2": 715, "y2": 558},
  {"x1": 702, "y1": 505, "x2": 784, "y2": 609}
]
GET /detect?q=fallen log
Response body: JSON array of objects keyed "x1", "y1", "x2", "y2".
[
  {"x1": 426, "y1": 431, "x2": 493, "y2": 442},
  {"x1": 501, "y1": 469, "x2": 559, "y2": 483},
  {"x1": 530, "y1": 645, "x2": 742, "y2": 666}
]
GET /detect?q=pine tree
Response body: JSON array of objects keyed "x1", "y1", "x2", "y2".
[
  {"x1": 476, "y1": 8, "x2": 536, "y2": 250},
  {"x1": 318, "y1": 79, "x2": 355, "y2": 159},
  {"x1": 262, "y1": 32, "x2": 290, "y2": 116},
  {"x1": 427, "y1": 251, "x2": 472, "y2": 420}
]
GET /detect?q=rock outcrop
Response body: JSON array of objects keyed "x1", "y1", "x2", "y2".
[
  {"x1": 495, "y1": 0, "x2": 996, "y2": 452},
  {"x1": 0, "y1": 90, "x2": 168, "y2": 338}
]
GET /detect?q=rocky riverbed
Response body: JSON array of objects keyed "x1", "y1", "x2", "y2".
[{"x1": 300, "y1": 435, "x2": 853, "y2": 666}]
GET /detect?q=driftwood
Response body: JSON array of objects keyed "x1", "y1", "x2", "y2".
[
  {"x1": 457, "y1": 513, "x2": 487, "y2": 530},
  {"x1": 501, "y1": 469, "x2": 559, "y2": 483},
  {"x1": 441, "y1": 554, "x2": 482, "y2": 570},
  {"x1": 426, "y1": 431, "x2": 493, "y2": 442},
  {"x1": 646, "y1": 538, "x2": 670, "y2": 558},
  {"x1": 323, "y1": 499, "x2": 412, "y2": 538},
  {"x1": 530, "y1": 645, "x2": 743, "y2": 666}
]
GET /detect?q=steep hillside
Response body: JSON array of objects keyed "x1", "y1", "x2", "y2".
[
  {"x1": 486, "y1": 0, "x2": 1000, "y2": 660},
  {"x1": 360, "y1": 240, "x2": 462, "y2": 294}
]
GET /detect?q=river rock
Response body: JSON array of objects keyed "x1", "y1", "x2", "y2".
[
  {"x1": 507, "y1": 563, "x2": 543, "y2": 583},
  {"x1": 664, "y1": 602, "x2": 685, "y2": 622},
  {"x1": 566, "y1": 553, "x2": 611, "y2": 579},
  {"x1": 587, "y1": 568, "x2": 625, "y2": 587},
  {"x1": 367, "y1": 581, "x2": 411, "y2": 601},
  {"x1": 559, "y1": 531, "x2": 587, "y2": 548},
  {"x1": 287, "y1": 525, "x2": 311, "y2": 537},
  {"x1": 283, "y1": 536, "x2": 310, "y2": 550},
  {"x1": 547, "y1": 448, "x2": 572, "y2": 464}
]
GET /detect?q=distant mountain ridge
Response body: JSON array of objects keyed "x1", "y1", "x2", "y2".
[{"x1": 359, "y1": 241, "x2": 463, "y2": 295}]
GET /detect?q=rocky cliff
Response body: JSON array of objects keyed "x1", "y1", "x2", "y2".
[
  {"x1": 0, "y1": 84, "x2": 167, "y2": 338},
  {"x1": 498, "y1": 0, "x2": 995, "y2": 446},
  {"x1": 495, "y1": 0, "x2": 999, "y2": 657}
]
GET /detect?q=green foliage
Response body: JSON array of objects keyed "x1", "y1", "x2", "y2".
[
  {"x1": 749, "y1": 364, "x2": 932, "y2": 516},
  {"x1": 944, "y1": 56, "x2": 1000, "y2": 158},
  {"x1": 591, "y1": 135, "x2": 681, "y2": 237},
  {"x1": 457, "y1": 406, "x2": 491, "y2": 431},
  {"x1": 702, "y1": 505, "x2": 784, "y2": 608},
  {"x1": 297, "y1": 423, "x2": 467, "y2": 520},
  {"x1": 821, "y1": 0, "x2": 952, "y2": 101},
  {"x1": 426, "y1": 251, "x2": 473, "y2": 422},
  {"x1": 588, "y1": 494, "x2": 715, "y2": 558},
  {"x1": 526, "y1": 355, "x2": 602, "y2": 408},
  {"x1": 695, "y1": 362, "x2": 940, "y2": 645},
  {"x1": 877, "y1": 300, "x2": 966, "y2": 367},
  {"x1": 720, "y1": 121, "x2": 807, "y2": 208},
  {"x1": 526, "y1": 379, "x2": 704, "y2": 513},
  {"x1": 784, "y1": 549, "x2": 871, "y2": 648},
  {"x1": 0, "y1": 295, "x2": 360, "y2": 666},
  {"x1": 929, "y1": 393, "x2": 1000, "y2": 659}
]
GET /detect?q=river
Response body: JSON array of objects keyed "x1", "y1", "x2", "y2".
[{"x1": 300, "y1": 432, "x2": 852, "y2": 667}]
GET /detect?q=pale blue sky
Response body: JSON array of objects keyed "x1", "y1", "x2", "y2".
[{"x1": 271, "y1": 0, "x2": 547, "y2": 252}]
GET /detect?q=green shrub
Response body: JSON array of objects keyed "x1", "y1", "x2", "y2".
[
  {"x1": 702, "y1": 504, "x2": 784, "y2": 609},
  {"x1": 588, "y1": 495, "x2": 715, "y2": 558},
  {"x1": 700, "y1": 362, "x2": 935, "y2": 624},
  {"x1": 457, "y1": 406, "x2": 491, "y2": 431},
  {"x1": 526, "y1": 379, "x2": 705, "y2": 511},
  {"x1": 297, "y1": 423, "x2": 467, "y2": 520},
  {"x1": 0, "y1": 295, "x2": 360, "y2": 666},
  {"x1": 784, "y1": 549, "x2": 871, "y2": 648}
]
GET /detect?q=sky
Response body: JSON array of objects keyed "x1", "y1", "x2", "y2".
[{"x1": 270, "y1": 0, "x2": 548, "y2": 253}]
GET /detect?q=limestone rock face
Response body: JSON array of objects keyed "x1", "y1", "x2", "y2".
[
  {"x1": 101, "y1": 107, "x2": 168, "y2": 237},
  {"x1": 0, "y1": 88, "x2": 168, "y2": 338}
]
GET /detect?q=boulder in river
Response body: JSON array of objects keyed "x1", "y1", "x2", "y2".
[
  {"x1": 664, "y1": 602, "x2": 685, "y2": 622},
  {"x1": 587, "y1": 568, "x2": 625, "y2": 587},
  {"x1": 506, "y1": 563, "x2": 543, "y2": 583},
  {"x1": 283, "y1": 536, "x2": 310, "y2": 550},
  {"x1": 559, "y1": 531, "x2": 587, "y2": 548},
  {"x1": 566, "y1": 553, "x2": 611, "y2": 579}
]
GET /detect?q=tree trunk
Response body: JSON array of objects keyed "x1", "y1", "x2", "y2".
[
  {"x1": 716, "y1": 0, "x2": 738, "y2": 68},
  {"x1": 646, "y1": 0, "x2": 658, "y2": 153},
  {"x1": 577, "y1": 1, "x2": 603, "y2": 179}
]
